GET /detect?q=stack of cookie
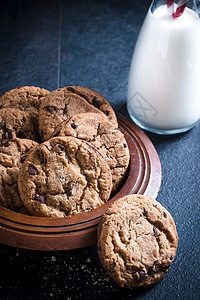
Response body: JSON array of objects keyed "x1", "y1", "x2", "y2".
[{"x1": 0, "y1": 86, "x2": 130, "y2": 217}]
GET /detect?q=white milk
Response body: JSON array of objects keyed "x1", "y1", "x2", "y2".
[{"x1": 127, "y1": 5, "x2": 200, "y2": 133}]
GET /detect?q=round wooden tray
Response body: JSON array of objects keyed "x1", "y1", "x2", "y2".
[{"x1": 0, "y1": 113, "x2": 161, "y2": 251}]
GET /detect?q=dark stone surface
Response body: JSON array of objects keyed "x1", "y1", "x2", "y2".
[
  {"x1": 0, "y1": 0, "x2": 60, "y2": 94},
  {"x1": 0, "y1": 0, "x2": 199, "y2": 299},
  {"x1": 60, "y1": 0, "x2": 150, "y2": 109}
]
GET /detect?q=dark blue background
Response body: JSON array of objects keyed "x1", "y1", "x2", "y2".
[{"x1": 0, "y1": 1, "x2": 199, "y2": 299}]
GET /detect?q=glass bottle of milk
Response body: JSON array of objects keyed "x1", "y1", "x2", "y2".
[{"x1": 127, "y1": 0, "x2": 200, "y2": 134}]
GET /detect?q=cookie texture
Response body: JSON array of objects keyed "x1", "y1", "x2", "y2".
[
  {"x1": 0, "y1": 86, "x2": 50, "y2": 117},
  {"x1": 38, "y1": 86, "x2": 118, "y2": 141},
  {"x1": 53, "y1": 113, "x2": 129, "y2": 193},
  {"x1": 71, "y1": 86, "x2": 118, "y2": 127},
  {"x1": 98, "y1": 194, "x2": 178, "y2": 288},
  {"x1": 18, "y1": 136, "x2": 112, "y2": 217},
  {"x1": 0, "y1": 86, "x2": 49, "y2": 142},
  {"x1": 0, "y1": 108, "x2": 37, "y2": 143},
  {"x1": 0, "y1": 138, "x2": 39, "y2": 211}
]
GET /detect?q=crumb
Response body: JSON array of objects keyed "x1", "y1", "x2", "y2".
[{"x1": 51, "y1": 256, "x2": 56, "y2": 262}]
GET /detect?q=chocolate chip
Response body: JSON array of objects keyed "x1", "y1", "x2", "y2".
[
  {"x1": 35, "y1": 195, "x2": 45, "y2": 203},
  {"x1": 64, "y1": 186, "x2": 73, "y2": 196},
  {"x1": 0, "y1": 121, "x2": 5, "y2": 128},
  {"x1": 39, "y1": 151, "x2": 46, "y2": 164},
  {"x1": 123, "y1": 143, "x2": 127, "y2": 148},
  {"x1": 53, "y1": 130, "x2": 60, "y2": 137},
  {"x1": 148, "y1": 262, "x2": 160, "y2": 274},
  {"x1": 63, "y1": 104, "x2": 67, "y2": 113},
  {"x1": 71, "y1": 122, "x2": 78, "y2": 129},
  {"x1": 21, "y1": 155, "x2": 27, "y2": 163},
  {"x1": 28, "y1": 166, "x2": 38, "y2": 175},
  {"x1": 67, "y1": 87, "x2": 74, "y2": 92},
  {"x1": 143, "y1": 208, "x2": 148, "y2": 216},
  {"x1": 5, "y1": 130, "x2": 12, "y2": 140},
  {"x1": 153, "y1": 226, "x2": 159, "y2": 237},
  {"x1": 148, "y1": 266, "x2": 154, "y2": 274},
  {"x1": 44, "y1": 144, "x2": 50, "y2": 151},
  {"x1": 17, "y1": 130, "x2": 27, "y2": 138},
  {"x1": 153, "y1": 261, "x2": 160, "y2": 272},
  {"x1": 3, "y1": 141, "x2": 10, "y2": 147},
  {"x1": 45, "y1": 106, "x2": 54, "y2": 113},
  {"x1": 92, "y1": 97, "x2": 102, "y2": 108},
  {"x1": 163, "y1": 212, "x2": 167, "y2": 218},
  {"x1": 161, "y1": 261, "x2": 172, "y2": 269},
  {"x1": 170, "y1": 255, "x2": 173, "y2": 260},
  {"x1": 57, "y1": 144, "x2": 65, "y2": 151},
  {"x1": 137, "y1": 270, "x2": 146, "y2": 283}
]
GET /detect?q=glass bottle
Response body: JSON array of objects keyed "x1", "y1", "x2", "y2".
[{"x1": 127, "y1": 0, "x2": 200, "y2": 134}]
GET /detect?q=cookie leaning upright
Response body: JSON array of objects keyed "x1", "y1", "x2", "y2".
[
  {"x1": 0, "y1": 108, "x2": 38, "y2": 143},
  {"x1": 18, "y1": 136, "x2": 112, "y2": 217},
  {"x1": 38, "y1": 86, "x2": 118, "y2": 141},
  {"x1": 52, "y1": 113, "x2": 130, "y2": 193},
  {"x1": 98, "y1": 194, "x2": 178, "y2": 288},
  {"x1": 0, "y1": 138, "x2": 39, "y2": 212}
]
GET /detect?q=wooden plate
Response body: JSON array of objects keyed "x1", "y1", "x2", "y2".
[{"x1": 0, "y1": 113, "x2": 161, "y2": 251}]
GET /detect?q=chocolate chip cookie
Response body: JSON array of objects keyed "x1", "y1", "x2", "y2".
[
  {"x1": 18, "y1": 136, "x2": 112, "y2": 217},
  {"x1": 0, "y1": 86, "x2": 50, "y2": 117},
  {"x1": 0, "y1": 86, "x2": 50, "y2": 142},
  {"x1": 38, "y1": 86, "x2": 118, "y2": 141},
  {"x1": 0, "y1": 138, "x2": 39, "y2": 212},
  {"x1": 0, "y1": 108, "x2": 37, "y2": 143},
  {"x1": 53, "y1": 113, "x2": 129, "y2": 193},
  {"x1": 98, "y1": 194, "x2": 178, "y2": 288}
]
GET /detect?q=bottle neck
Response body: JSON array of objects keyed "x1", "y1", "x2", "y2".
[{"x1": 150, "y1": 0, "x2": 200, "y2": 17}]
